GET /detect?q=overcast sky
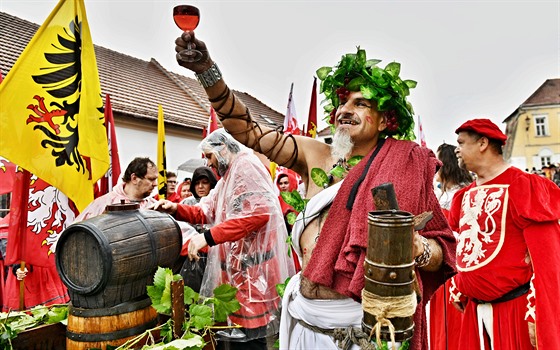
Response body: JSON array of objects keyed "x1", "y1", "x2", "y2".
[{"x1": 2, "y1": 0, "x2": 558, "y2": 149}]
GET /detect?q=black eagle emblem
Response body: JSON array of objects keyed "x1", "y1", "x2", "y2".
[{"x1": 26, "y1": 16, "x2": 103, "y2": 176}]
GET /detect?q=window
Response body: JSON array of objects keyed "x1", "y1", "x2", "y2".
[
  {"x1": 534, "y1": 115, "x2": 549, "y2": 136},
  {"x1": 540, "y1": 156, "x2": 551, "y2": 168},
  {"x1": 0, "y1": 193, "x2": 10, "y2": 218}
]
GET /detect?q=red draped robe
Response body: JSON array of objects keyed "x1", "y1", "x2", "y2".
[{"x1": 448, "y1": 166, "x2": 560, "y2": 349}]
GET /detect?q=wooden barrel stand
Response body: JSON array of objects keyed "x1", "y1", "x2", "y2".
[
  {"x1": 66, "y1": 298, "x2": 158, "y2": 350},
  {"x1": 56, "y1": 203, "x2": 182, "y2": 349}
]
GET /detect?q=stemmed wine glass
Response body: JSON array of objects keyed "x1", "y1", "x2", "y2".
[{"x1": 173, "y1": 5, "x2": 202, "y2": 62}]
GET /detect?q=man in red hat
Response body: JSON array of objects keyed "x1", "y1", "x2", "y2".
[{"x1": 448, "y1": 118, "x2": 560, "y2": 349}]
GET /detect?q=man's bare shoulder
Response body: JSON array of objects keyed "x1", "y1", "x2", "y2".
[{"x1": 293, "y1": 135, "x2": 331, "y2": 165}]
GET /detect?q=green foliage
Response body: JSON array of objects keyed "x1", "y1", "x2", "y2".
[
  {"x1": 285, "y1": 235, "x2": 293, "y2": 257},
  {"x1": 347, "y1": 155, "x2": 364, "y2": 166},
  {"x1": 317, "y1": 47, "x2": 417, "y2": 140},
  {"x1": 286, "y1": 212, "x2": 297, "y2": 225},
  {"x1": 311, "y1": 168, "x2": 330, "y2": 188},
  {"x1": 115, "y1": 267, "x2": 241, "y2": 349},
  {"x1": 329, "y1": 165, "x2": 346, "y2": 179},
  {"x1": 188, "y1": 304, "x2": 213, "y2": 329},
  {"x1": 205, "y1": 284, "x2": 241, "y2": 323},
  {"x1": 280, "y1": 190, "x2": 307, "y2": 213},
  {"x1": 0, "y1": 305, "x2": 68, "y2": 349},
  {"x1": 276, "y1": 277, "x2": 291, "y2": 298},
  {"x1": 377, "y1": 340, "x2": 410, "y2": 350},
  {"x1": 147, "y1": 267, "x2": 202, "y2": 315},
  {"x1": 311, "y1": 156, "x2": 364, "y2": 188}
]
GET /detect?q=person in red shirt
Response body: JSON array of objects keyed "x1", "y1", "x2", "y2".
[
  {"x1": 177, "y1": 178, "x2": 192, "y2": 200},
  {"x1": 276, "y1": 171, "x2": 302, "y2": 272},
  {"x1": 154, "y1": 171, "x2": 181, "y2": 203},
  {"x1": 448, "y1": 118, "x2": 560, "y2": 349},
  {"x1": 276, "y1": 171, "x2": 299, "y2": 230},
  {"x1": 155, "y1": 129, "x2": 295, "y2": 350},
  {"x1": 164, "y1": 171, "x2": 182, "y2": 203}
]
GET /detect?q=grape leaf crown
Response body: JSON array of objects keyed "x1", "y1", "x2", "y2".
[{"x1": 317, "y1": 47, "x2": 417, "y2": 141}]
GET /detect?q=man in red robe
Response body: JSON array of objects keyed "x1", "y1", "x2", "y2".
[{"x1": 448, "y1": 118, "x2": 560, "y2": 349}]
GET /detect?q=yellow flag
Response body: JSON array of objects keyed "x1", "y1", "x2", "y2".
[
  {"x1": 269, "y1": 162, "x2": 278, "y2": 181},
  {"x1": 157, "y1": 105, "x2": 167, "y2": 199},
  {"x1": 0, "y1": 0, "x2": 109, "y2": 211}
]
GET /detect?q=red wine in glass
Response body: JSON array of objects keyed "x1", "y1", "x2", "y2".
[{"x1": 173, "y1": 5, "x2": 202, "y2": 62}]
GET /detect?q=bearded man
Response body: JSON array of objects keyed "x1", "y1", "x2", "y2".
[
  {"x1": 174, "y1": 32, "x2": 456, "y2": 349},
  {"x1": 155, "y1": 129, "x2": 295, "y2": 350}
]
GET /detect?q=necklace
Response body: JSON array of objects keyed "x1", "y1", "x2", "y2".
[{"x1": 325, "y1": 158, "x2": 349, "y2": 187}]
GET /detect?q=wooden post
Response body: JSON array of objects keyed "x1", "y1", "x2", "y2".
[
  {"x1": 19, "y1": 261, "x2": 26, "y2": 310},
  {"x1": 170, "y1": 279, "x2": 185, "y2": 339}
]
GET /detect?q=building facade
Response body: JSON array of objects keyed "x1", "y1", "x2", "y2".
[{"x1": 503, "y1": 79, "x2": 560, "y2": 171}]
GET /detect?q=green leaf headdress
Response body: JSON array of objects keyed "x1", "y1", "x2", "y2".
[{"x1": 316, "y1": 47, "x2": 417, "y2": 140}]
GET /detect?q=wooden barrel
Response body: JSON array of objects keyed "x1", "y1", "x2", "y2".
[
  {"x1": 55, "y1": 203, "x2": 182, "y2": 308},
  {"x1": 66, "y1": 297, "x2": 158, "y2": 350},
  {"x1": 362, "y1": 210, "x2": 415, "y2": 342}
]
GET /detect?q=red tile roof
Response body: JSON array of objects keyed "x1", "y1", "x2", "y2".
[
  {"x1": 0, "y1": 11, "x2": 285, "y2": 131},
  {"x1": 504, "y1": 78, "x2": 560, "y2": 122},
  {"x1": 522, "y1": 78, "x2": 560, "y2": 107}
]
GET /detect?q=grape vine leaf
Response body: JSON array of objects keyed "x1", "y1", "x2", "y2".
[
  {"x1": 207, "y1": 284, "x2": 240, "y2": 322},
  {"x1": 189, "y1": 304, "x2": 213, "y2": 330}
]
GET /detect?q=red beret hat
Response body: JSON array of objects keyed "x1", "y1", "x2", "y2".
[{"x1": 455, "y1": 118, "x2": 507, "y2": 145}]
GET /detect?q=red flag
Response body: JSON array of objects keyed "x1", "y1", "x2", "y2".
[
  {"x1": 418, "y1": 115, "x2": 427, "y2": 147},
  {"x1": 0, "y1": 158, "x2": 16, "y2": 195},
  {"x1": 5, "y1": 173, "x2": 79, "y2": 267},
  {"x1": 5, "y1": 169, "x2": 31, "y2": 266},
  {"x1": 305, "y1": 77, "x2": 318, "y2": 138},
  {"x1": 284, "y1": 83, "x2": 300, "y2": 135},
  {"x1": 97, "y1": 94, "x2": 121, "y2": 196},
  {"x1": 202, "y1": 106, "x2": 220, "y2": 138}
]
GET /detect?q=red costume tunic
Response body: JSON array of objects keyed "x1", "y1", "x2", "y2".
[
  {"x1": 276, "y1": 170, "x2": 301, "y2": 272},
  {"x1": 448, "y1": 166, "x2": 560, "y2": 349}
]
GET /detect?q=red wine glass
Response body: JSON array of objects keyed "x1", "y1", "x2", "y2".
[{"x1": 173, "y1": 5, "x2": 202, "y2": 62}]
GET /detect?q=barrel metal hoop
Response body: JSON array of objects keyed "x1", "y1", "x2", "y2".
[
  {"x1": 66, "y1": 318, "x2": 158, "y2": 342},
  {"x1": 55, "y1": 222, "x2": 112, "y2": 295},
  {"x1": 134, "y1": 212, "x2": 158, "y2": 269},
  {"x1": 69, "y1": 297, "x2": 153, "y2": 317}
]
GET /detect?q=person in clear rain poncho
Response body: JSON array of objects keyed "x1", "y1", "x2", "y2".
[{"x1": 155, "y1": 129, "x2": 295, "y2": 350}]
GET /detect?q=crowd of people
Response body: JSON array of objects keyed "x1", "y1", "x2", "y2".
[
  {"x1": 168, "y1": 30, "x2": 558, "y2": 350},
  {"x1": 2, "y1": 29, "x2": 559, "y2": 350}
]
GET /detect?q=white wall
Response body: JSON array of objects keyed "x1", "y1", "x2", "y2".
[{"x1": 115, "y1": 124, "x2": 201, "y2": 181}]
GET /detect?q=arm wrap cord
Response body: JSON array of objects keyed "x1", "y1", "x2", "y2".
[{"x1": 210, "y1": 85, "x2": 299, "y2": 169}]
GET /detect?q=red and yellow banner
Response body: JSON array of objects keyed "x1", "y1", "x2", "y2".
[{"x1": 0, "y1": 0, "x2": 109, "y2": 211}]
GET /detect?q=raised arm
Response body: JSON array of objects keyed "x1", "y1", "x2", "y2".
[{"x1": 175, "y1": 31, "x2": 319, "y2": 176}]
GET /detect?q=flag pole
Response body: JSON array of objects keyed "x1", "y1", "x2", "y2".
[
  {"x1": 157, "y1": 105, "x2": 167, "y2": 199},
  {"x1": 15, "y1": 169, "x2": 31, "y2": 310}
]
